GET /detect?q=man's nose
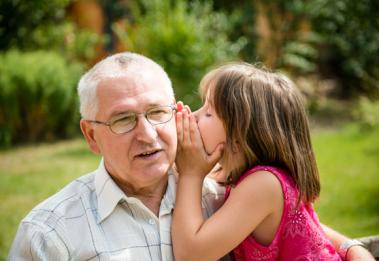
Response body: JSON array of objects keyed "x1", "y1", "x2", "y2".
[{"x1": 134, "y1": 116, "x2": 158, "y2": 143}]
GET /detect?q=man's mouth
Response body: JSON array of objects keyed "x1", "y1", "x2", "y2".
[{"x1": 136, "y1": 149, "x2": 162, "y2": 158}]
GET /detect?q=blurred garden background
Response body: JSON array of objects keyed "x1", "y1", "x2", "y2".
[{"x1": 0, "y1": 0, "x2": 379, "y2": 259}]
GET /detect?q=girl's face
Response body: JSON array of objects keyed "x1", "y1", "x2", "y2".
[{"x1": 194, "y1": 91, "x2": 226, "y2": 155}]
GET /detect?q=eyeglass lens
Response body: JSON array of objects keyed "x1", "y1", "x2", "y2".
[{"x1": 110, "y1": 106, "x2": 174, "y2": 134}]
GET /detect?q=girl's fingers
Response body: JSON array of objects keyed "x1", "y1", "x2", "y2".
[
  {"x1": 184, "y1": 105, "x2": 191, "y2": 114},
  {"x1": 176, "y1": 111, "x2": 183, "y2": 144},
  {"x1": 176, "y1": 102, "x2": 193, "y2": 147},
  {"x1": 208, "y1": 143, "x2": 224, "y2": 166},
  {"x1": 189, "y1": 113, "x2": 201, "y2": 146},
  {"x1": 176, "y1": 101, "x2": 185, "y2": 112},
  {"x1": 182, "y1": 109, "x2": 190, "y2": 145}
]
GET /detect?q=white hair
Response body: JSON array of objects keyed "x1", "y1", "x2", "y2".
[{"x1": 77, "y1": 52, "x2": 174, "y2": 119}]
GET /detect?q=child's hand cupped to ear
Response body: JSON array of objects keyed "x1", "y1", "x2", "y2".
[{"x1": 175, "y1": 101, "x2": 224, "y2": 178}]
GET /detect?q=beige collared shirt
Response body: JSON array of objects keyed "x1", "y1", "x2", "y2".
[{"x1": 8, "y1": 160, "x2": 225, "y2": 260}]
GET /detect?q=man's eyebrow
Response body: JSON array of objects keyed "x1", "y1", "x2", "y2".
[{"x1": 108, "y1": 103, "x2": 167, "y2": 118}]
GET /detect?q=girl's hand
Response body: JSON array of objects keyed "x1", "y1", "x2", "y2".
[{"x1": 175, "y1": 101, "x2": 224, "y2": 178}]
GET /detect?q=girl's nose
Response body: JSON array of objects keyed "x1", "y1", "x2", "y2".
[{"x1": 193, "y1": 110, "x2": 199, "y2": 122}]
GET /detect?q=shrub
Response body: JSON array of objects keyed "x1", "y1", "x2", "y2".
[
  {"x1": 214, "y1": 0, "x2": 379, "y2": 97},
  {"x1": 0, "y1": 0, "x2": 71, "y2": 50},
  {"x1": 310, "y1": 0, "x2": 379, "y2": 96},
  {"x1": 354, "y1": 97, "x2": 379, "y2": 130},
  {"x1": 31, "y1": 22, "x2": 102, "y2": 63},
  {"x1": 0, "y1": 0, "x2": 102, "y2": 65},
  {"x1": 0, "y1": 50, "x2": 84, "y2": 147},
  {"x1": 115, "y1": 0, "x2": 246, "y2": 108}
]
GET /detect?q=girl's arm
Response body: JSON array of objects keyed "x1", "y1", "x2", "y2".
[
  {"x1": 173, "y1": 170, "x2": 282, "y2": 260},
  {"x1": 173, "y1": 106, "x2": 282, "y2": 261}
]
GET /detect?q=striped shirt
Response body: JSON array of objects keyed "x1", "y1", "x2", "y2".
[{"x1": 8, "y1": 160, "x2": 225, "y2": 261}]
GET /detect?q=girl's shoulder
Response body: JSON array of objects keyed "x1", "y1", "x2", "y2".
[
  {"x1": 231, "y1": 165, "x2": 298, "y2": 202},
  {"x1": 225, "y1": 165, "x2": 287, "y2": 204},
  {"x1": 237, "y1": 165, "x2": 292, "y2": 186}
]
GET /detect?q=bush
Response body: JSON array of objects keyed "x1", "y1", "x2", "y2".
[
  {"x1": 0, "y1": 0, "x2": 71, "y2": 50},
  {"x1": 310, "y1": 0, "x2": 379, "y2": 96},
  {"x1": 354, "y1": 97, "x2": 379, "y2": 130},
  {"x1": 0, "y1": 0, "x2": 101, "y2": 65},
  {"x1": 213, "y1": 0, "x2": 379, "y2": 97},
  {"x1": 115, "y1": 0, "x2": 246, "y2": 108},
  {"x1": 0, "y1": 50, "x2": 84, "y2": 148},
  {"x1": 31, "y1": 22, "x2": 102, "y2": 63}
]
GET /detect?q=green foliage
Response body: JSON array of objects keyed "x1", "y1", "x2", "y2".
[
  {"x1": 313, "y1": 124, "x2": 379, "y2": 236},
  {"x1": 115, "y1": 0, "x2": 246, "y2": 108},
  {"x1": 281, "y1": 33, "x2": 321, "y2": 74},
  {"x1": 310, "y1": 0, "x2": 379, "y2": 96},
  {"x1": 0, "y1": 0, "x2": 71, "y2": 50},
  {"x1": 0, "y1": 0, "x2": 99, "y2": 147},
  {"x1": 354, "y1": 97, "x2": 379, "y2": 130},
  {"x1": 0, "y1": 0, "x2": 101, "y2": 63},
  {"x1": 0, "y1": 50, "x2": 84, "y2": 148},
  {"x1": 212, "y1": 2, "x2": 257, "y2": 62},
  {"x1": 215, "y1": 0, "x2": 379, "y2": 96},
  {"x1": 31, "y1": 23, "x2": 102, "y2": 62}
]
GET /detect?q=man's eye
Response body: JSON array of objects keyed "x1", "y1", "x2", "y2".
[
  {"x1": 113, "y1": 115, "x2": 135, "y2": 125},
  {"x1": 150, "y1": 108, "x2": 167, "y2": 114},
  {"x1": 148, "y1": 109, "x2": 169, "y2": 117}
]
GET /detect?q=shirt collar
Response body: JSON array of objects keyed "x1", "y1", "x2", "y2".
[
  {"x1": 159, "y1": 170, "x2": 176, "y2": 216},
  {"x1": 95, "y1": 159, "x2": 126, "y2": 223},
  {"x1": 95, "y1": 159, "x2": 177, "y2": 222}
]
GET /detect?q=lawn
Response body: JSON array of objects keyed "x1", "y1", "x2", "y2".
[
  {"x1": 0, "y1": 139, "x2": 100, "y2": 260},
  {"x1": 312, "y1": 124, "x2": 379, "y2": 237},
  {"x1": 0, "y1": 124, "x2": 378, "y2": 259}
]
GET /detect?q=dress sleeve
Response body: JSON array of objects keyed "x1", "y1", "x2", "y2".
[{"x1": 8, "y1": 221, "x2": 70, "y2": 261}]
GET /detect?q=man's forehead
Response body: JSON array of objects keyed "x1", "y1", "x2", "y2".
[{"x1": 96, "y1": 75, "x2": 172, "y2": 113}]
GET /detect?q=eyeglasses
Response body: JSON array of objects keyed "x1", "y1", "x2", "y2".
[{"x1": 86, "y1": 105, "x2": 176, "y2": 134}]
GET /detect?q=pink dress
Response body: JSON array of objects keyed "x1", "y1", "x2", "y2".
[{"x1": 225, "y1": 165, "x2": 341, "y2": 261}]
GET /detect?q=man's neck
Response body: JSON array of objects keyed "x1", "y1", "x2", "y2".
[{"x1": 113, "y1": 175, "x2": 168, "y2": 216}]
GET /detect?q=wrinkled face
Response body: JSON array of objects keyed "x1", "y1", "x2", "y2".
[
  {"x1": 194, "y1": 91, "x2": 226, "y2": 155},
  {"x1": 82, "y1": 71, "x2": 177, "y2": 190}
]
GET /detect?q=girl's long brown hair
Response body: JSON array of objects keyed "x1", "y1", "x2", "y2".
[{"x1": 200, "y1": 63, "x2": 320, "y2": 204}]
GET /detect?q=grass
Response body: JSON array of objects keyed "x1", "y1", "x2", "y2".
[
  {"x1": 0, "y1": 139, "x2": 100, "y2": 260},
  {"x1": 1, "y1": 125, "x2": 379, "y2": 259},
  {"x1": 313, "y1": 124, "x2": 379, "y2": 237}
]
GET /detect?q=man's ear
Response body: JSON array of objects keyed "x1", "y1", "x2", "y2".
[{"x1": 80, "y1": 119, "x2": 101, "y2": 155}]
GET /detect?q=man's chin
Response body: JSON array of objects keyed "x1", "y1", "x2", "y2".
[{"x1": 142, "y1": 162, "x2": 170, "y2": 177}]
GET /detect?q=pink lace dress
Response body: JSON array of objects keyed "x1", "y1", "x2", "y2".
[{"x1": 225, "y1": 165, "x2": 341, "y2": 261}]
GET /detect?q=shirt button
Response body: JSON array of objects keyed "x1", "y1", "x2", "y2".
[{"x1": 148, "y1": 218, "x2": 155, "y2": 225}]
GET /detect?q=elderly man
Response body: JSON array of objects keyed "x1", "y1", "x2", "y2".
[{"x1": 9, "y1": 52, "x2": 373, "y2": 260}]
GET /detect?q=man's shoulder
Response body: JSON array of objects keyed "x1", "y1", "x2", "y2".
[
  {"x1": 201, "y1": 177, "x2": 226, "y2": 217},
  {"x1": 202, "y1": 176, "x2": 225, "y2": 197},
  {"x1": 9, "y1": 172, "x2": 99, "y2": 259},
  {"x1": 23, "y1": 171, "x2": 97, "y2": 226}
]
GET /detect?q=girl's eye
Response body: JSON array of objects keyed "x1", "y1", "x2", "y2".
[{"x1": 205, "y1": 113, "x2": 212, "y2": 117}]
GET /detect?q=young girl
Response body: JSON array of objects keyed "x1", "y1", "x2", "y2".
[{"x1": 173, "y1": 63, "x2": 341, "y2": 260}]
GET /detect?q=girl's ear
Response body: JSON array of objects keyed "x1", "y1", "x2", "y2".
[{"x1": 80, "y1": 120, "x2": 101, "y2": 155}]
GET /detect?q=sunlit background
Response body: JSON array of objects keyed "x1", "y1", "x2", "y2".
[{"x1": 0, "y1": 0, "x2": 378, "y2": 259}]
